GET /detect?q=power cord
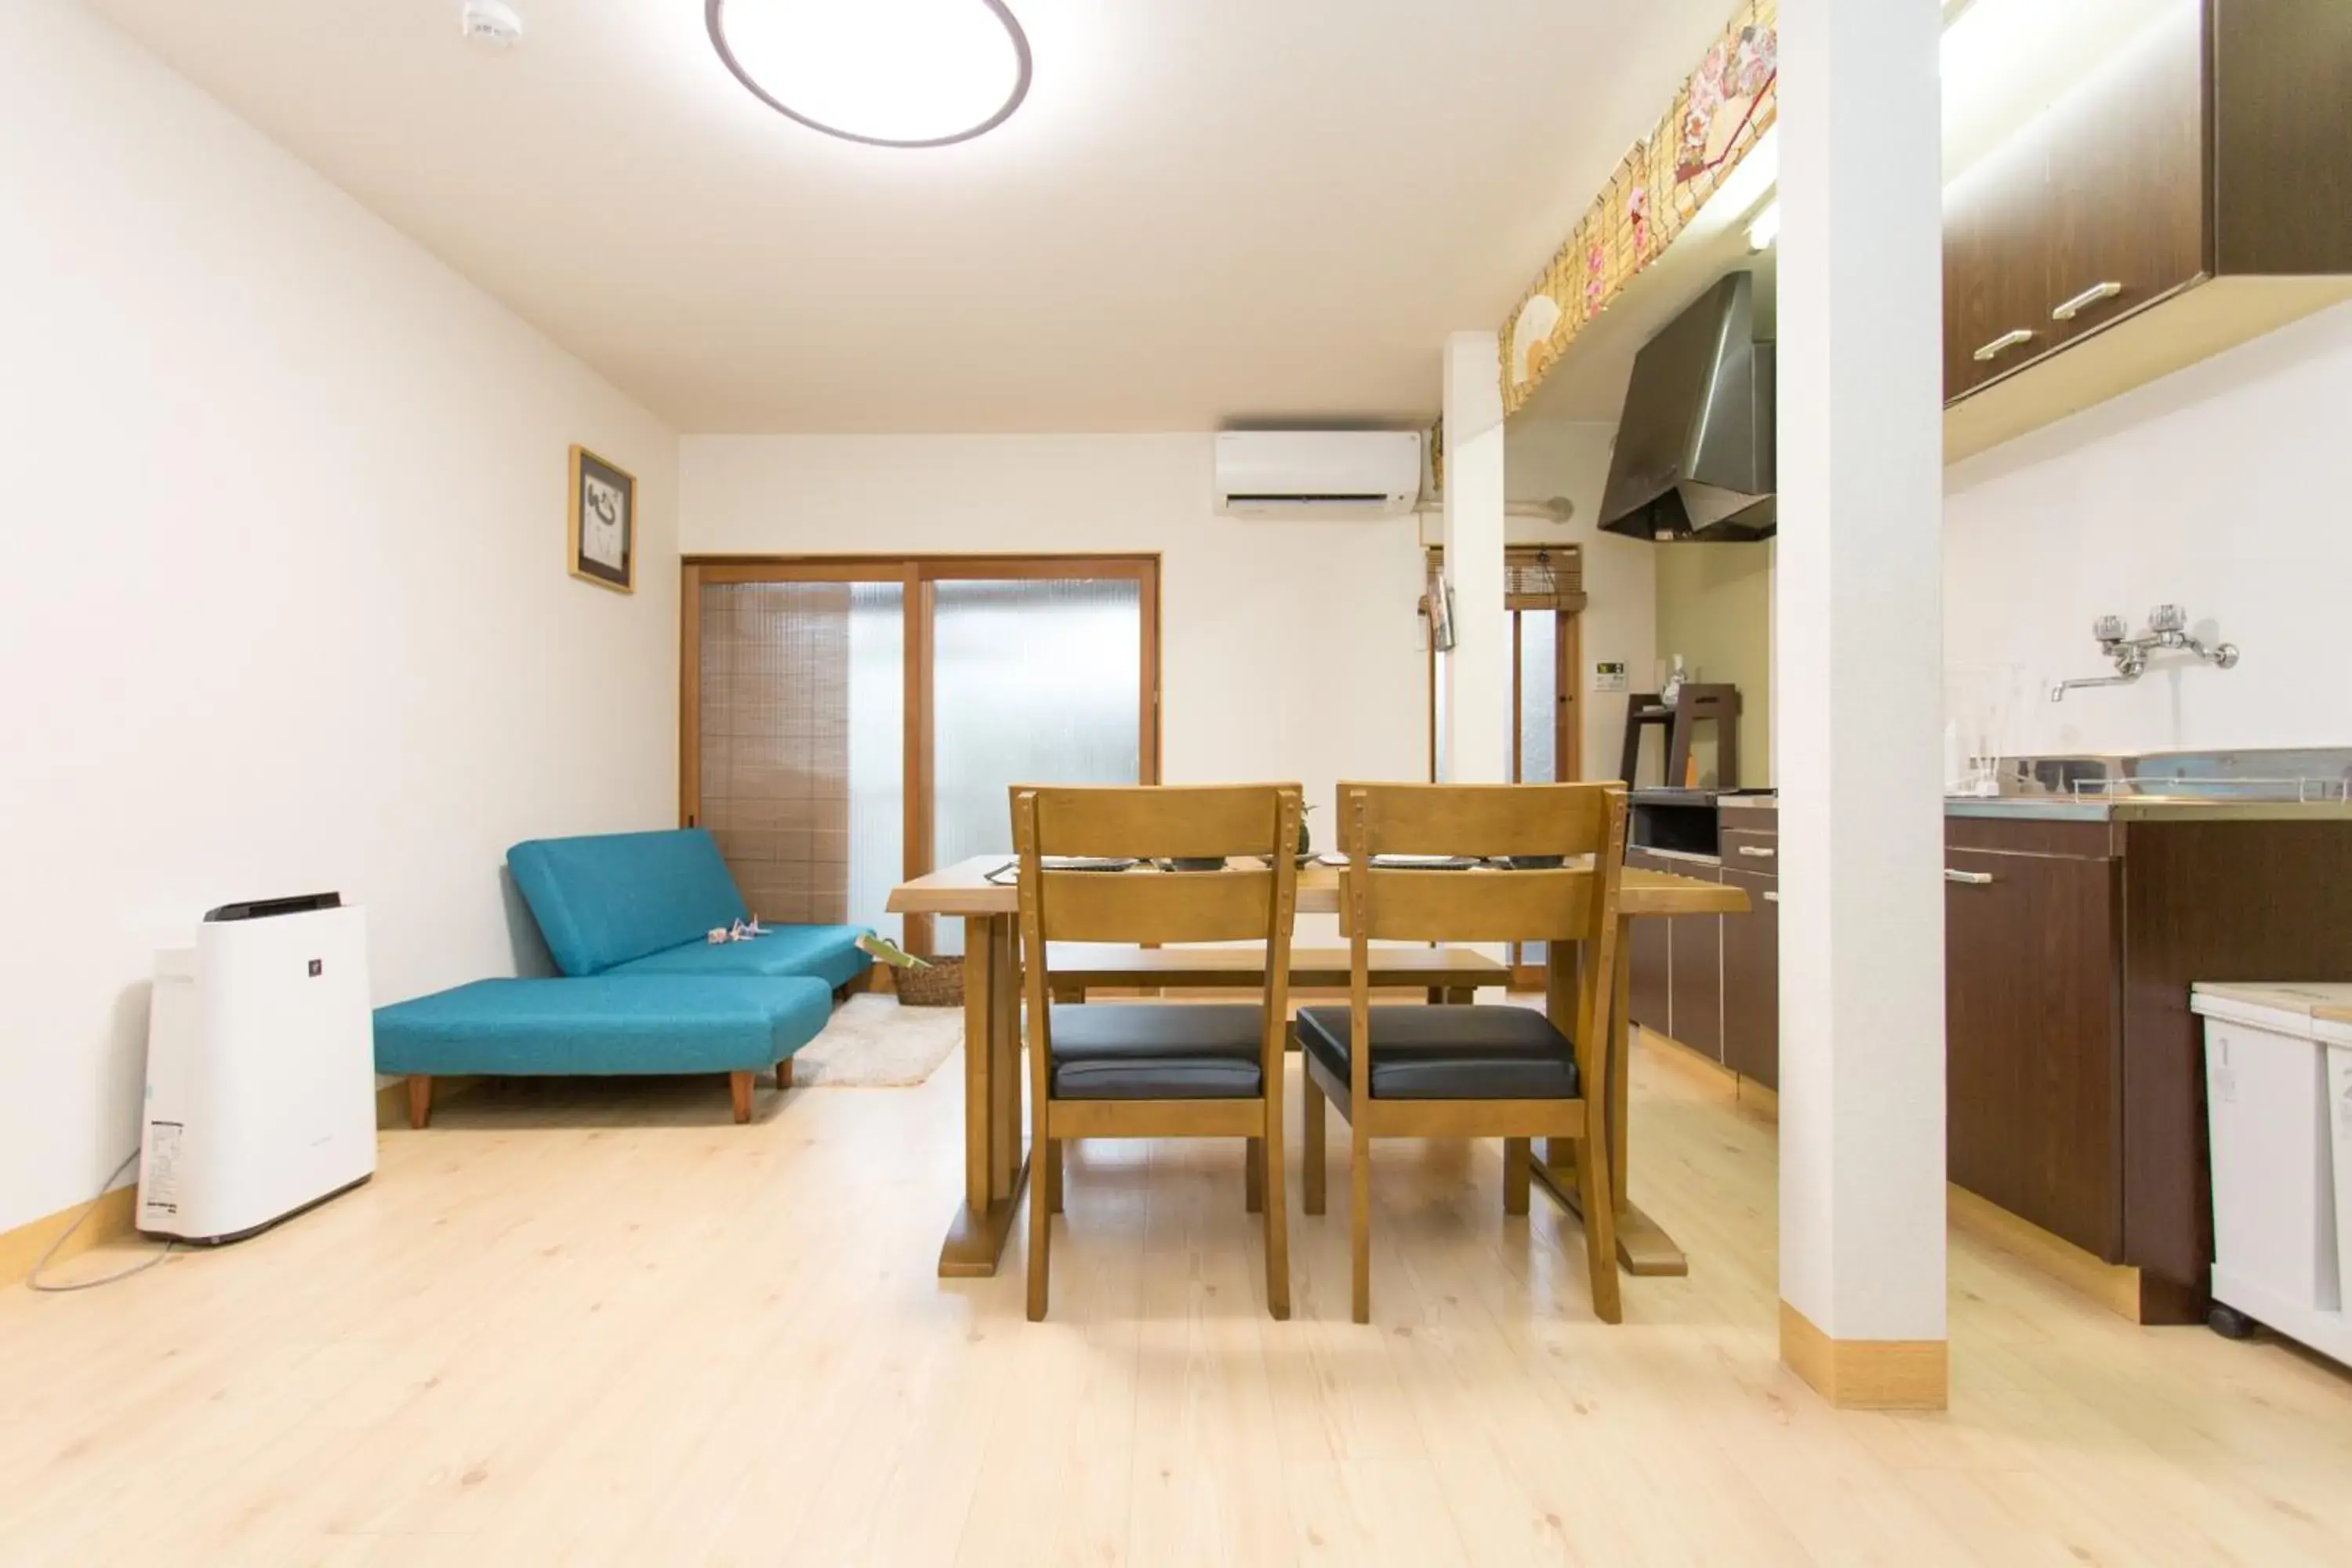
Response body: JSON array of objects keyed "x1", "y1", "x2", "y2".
[{"x1": 26, "y1": 1152, "x2": 175, "y2": 1292}]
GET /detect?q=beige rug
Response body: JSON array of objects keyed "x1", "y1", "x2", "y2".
[{"x1": 793, "y1": 995, "x2": 964, "y2": 1087}]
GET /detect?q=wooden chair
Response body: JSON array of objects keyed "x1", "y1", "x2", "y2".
[
  {"x1": 1298, "y1": 782, "x2": 1628, "y2": 1325},
  {"x1": 1013, "y1": 783, "x2": 1304, "y2": 1323}
]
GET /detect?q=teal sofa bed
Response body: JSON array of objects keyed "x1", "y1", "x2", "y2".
[{"x1": 373, "y1": 829, "x2": 873, "y2": 1125}]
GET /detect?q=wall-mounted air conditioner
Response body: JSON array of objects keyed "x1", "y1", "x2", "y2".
[{"x1": 1213, "y1": 430, "x2": 1424, "y2": 519}]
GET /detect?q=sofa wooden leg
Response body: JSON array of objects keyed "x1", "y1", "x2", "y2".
[
  {"x1": 776, "y1": 1055, "x2": 794, "y2": 1091},
  {"x1": 406, "y1": 1075, "x2": 432, "y2": 1131},
  {"x1": 729, "y1": 1070, "x2": 753, "y2": 1124}
]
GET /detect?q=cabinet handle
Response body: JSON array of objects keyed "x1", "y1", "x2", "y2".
[
  {"x1": 1944, "y1": 868, "x2": 1995, "y2": 885},
  {"x1": 1736, "y1": 844, "x2": 1777, "y2": 859},
  {"x1": 2051, "y1": 281, "x2": 2123, "y2": 322},
  {"x1": 1972, "y1": 328, "x2": 2037, "y2": 362},
  {"x1": 1762, "y1": 890, "x2": 1779, "y2": 904}
]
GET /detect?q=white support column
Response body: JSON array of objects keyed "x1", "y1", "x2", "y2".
[
  {"x1": 1773, "y1": 0, "x2": 1948, "y2": 1408},
  {"x1": 1440, "y1": 330, "x2": 1508, "y2": 786}
]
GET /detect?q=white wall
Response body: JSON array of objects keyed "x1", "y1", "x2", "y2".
[
  {"x1": 0, "y1": 0, "x2": 680, "y2": 1235},
  {"x1": 1501, "y1": 417, "x2": 1657, "y2": 779},
  {"x1": 681, "y1": 434, "x2": 1428, "y2": 873},
  {"x1": 1946, "y1": 302, "x2": 2352, "y2": 757}
]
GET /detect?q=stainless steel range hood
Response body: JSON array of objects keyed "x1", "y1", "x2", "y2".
[{"x1": 1599, "y1": 270, "x2": 1776, "y2": 543}]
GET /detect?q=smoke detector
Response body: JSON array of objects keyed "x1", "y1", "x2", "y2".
[{"x1": 459, "y1": 1, "x2": 524, "y2": 50}]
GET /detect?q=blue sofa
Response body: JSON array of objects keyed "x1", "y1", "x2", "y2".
[{"x1": 374, "y1": 829, "x2": 873, "y2": 1125}]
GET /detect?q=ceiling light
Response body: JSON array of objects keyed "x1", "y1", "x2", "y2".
[
  {"x1": 706, "y1": 0, "x2": 1033, "y2": 149},
  {"x1": 1747, "y1": 202, "x2": 1780, "y2": 252}
]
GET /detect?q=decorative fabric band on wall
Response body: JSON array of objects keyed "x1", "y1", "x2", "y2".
[{"x1": 1499, "y1": 0, "x2": 1779, "y2": 419}]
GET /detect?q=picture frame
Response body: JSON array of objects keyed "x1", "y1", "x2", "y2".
[{"x1": 568, "y1": 445, "x2": 635, "y2": 593}]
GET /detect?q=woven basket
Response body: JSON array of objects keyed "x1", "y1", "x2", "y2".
[{"x1": 893, "y1": 956, "x2": 965, "y2": 1008}]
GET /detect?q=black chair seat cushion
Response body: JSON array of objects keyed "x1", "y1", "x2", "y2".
[
  {"x1": 1295, "y1": 1004, "x2": 1581, "y2": 1101},
  {"x1": 1047, "y1": 1003, "x2": 1266, "y2": 1100}
]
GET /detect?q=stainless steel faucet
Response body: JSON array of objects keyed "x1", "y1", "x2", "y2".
[{"x1": 2050, "y1": 605, "x2": 2239, "y2": 702}]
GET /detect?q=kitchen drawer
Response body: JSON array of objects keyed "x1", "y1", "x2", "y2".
[
  {"x1": 1945, "y1": 815, "x2": 2122, "y2": 859},
  {"x1": 1721, "y1": 829, "x2": 1780, "y2": 869}
]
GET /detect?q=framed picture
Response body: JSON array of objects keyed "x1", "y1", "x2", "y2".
[{"x1": 568, "y1": 445, "x2": 635, "y2": 593}]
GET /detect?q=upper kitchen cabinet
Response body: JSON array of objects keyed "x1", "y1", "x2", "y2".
[
  {"x1": 1943, "y1": 129, "x2": 2052, "y2": 404},
  {"x1": 1944, "y1": 0, "x2": 2352, "y2": 460}
]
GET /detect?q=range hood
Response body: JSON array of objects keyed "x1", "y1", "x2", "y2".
[{"x1": 1599, "y1": 270, "x2": 1776, "y2": 543}]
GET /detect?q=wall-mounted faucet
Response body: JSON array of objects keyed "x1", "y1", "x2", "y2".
[{"x1": 2050, "y1": 604, "x2": 2239, "y2": 702}]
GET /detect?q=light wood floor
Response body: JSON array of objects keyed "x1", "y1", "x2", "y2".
[{"x1": 5, "y1": 1039, "x2": 2352, "y2": 1566}]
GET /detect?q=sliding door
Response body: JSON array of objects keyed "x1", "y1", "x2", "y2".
[
  {"x1": 927, "y1": 573, "x2": 1145, "y2": 955},
  {"x1": 683, "y1": 556, "x2": 1159, "y2": 954}
]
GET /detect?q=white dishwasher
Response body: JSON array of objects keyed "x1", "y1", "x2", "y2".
[{"x1": 2191, "y1": 982, "x2": 2352, "y2": 1366}]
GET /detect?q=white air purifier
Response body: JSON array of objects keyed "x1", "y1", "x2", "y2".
[{"x1": 138, "y1": 894, "x2": 376, "y2": 1243}]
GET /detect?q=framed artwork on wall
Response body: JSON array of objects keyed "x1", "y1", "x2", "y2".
[{"x1": 568, "y1": 445, "x2": 635, "y2": 593}]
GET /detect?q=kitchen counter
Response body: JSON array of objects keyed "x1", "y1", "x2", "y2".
[
  {"x1": 1621, "y1": 757, "x2": 2352, "y2": 1323},
  {"x1": 1944, "y1": 795, "x2": 2352, "y2": 823},
  {"x1": 1655, "y1": 787, "x2": 2352, "y2": 824}
]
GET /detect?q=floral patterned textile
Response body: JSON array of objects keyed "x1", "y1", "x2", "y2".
[{"x1": 1502, "y1": 0, "x2": 1778, "y2": 418}]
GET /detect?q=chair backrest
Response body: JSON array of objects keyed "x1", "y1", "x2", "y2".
[
  {"x1": 508, "y1": 829, "x2": 748, "y2": 976},
  {"x1": 1012, "y1": 784, "x2": 1303, "y2": 1091},
  {"x1": 1334, "y1": 782, "x2": 1628, "y2": 1100}
]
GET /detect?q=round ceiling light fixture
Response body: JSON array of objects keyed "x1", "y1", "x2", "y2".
[{"x1": 706, "y1": 0, "x2": 1033, "y2": 150}]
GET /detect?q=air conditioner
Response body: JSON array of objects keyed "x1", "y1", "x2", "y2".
[{"x1": 1213, "y1": 430, "x2": 1424, "y2": 518}]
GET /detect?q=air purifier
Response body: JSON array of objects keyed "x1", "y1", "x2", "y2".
[{"x1": 138, "y1": 893, "x2": 376, "y2": 1243}]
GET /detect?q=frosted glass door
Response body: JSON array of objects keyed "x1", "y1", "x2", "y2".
[
  {"x1": 1517, "y1": 611, "x2": 1557, "y2": 785},
  {"x1": 930, "y1": 577, "x2": 1142, "y2": 955},
  {"x1": 1515, "y1": 610, "x2": 1559, "y2": 970}
]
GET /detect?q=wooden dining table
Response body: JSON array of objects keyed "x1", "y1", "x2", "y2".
[{"x1": 888, "y1": 855, "x2": 1748, "y2": 1282}]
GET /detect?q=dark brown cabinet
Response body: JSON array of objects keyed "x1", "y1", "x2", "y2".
[
  {"x1": 1672, "y1": 865, "x2": 1723, "y2": 1063},
  {"x1": 1943, "y1": 0, "x2": 2352, "y2": 455},
  {"x1": 1623, "y1": 848, "x2": 1678, "y2": 1042},
  {"x1": 1719, "y1": 866, "x2": 1777, "y2": 1091},
  {"x1": 1943, "y1": 839, "x2": 2123, "y2": 1262},
  {"x1": 1942, "y1": 129, "x2": 2055, "y2": 401},
  {"x1": 2039, "y1": 5, "x2": 2206, "y2": 358},
  {"x1": 1622, "y1": 849, "x2": 1722, "y2": 1062}
]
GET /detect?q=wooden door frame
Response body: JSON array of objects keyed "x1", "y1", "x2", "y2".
[{"x1": 680, "y1": 553, "x2": 1163, "y2": 955}]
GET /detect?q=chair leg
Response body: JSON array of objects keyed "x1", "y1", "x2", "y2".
[
  {"x1": 1245, "y1": 1137, "x2": 1265, "y2": 1214},
  {"x1": 1302, "y1": 1078, "x2": 1326, "y2": 1216},
  {"x1": 1262, "y1": 1107, "x2": 1290, "y2": 1321},
  {"x1": 1573, "y1": 1132, "x2": 1624, "y2": 1325},
  {"x1": 1503, "y1": 1137, "x2": 1531, "y2": 1216},
  {"x1": 1045, "y1": 1135, "x2": 1064, "y2": 1215},
  {"x1": 406, "y1": 1075, "x2": 432, "y2": 1131},
  {"x1": 1027, "y1": 1134, "x2": 1054, "y2": 1322},
  {"x1": 776, "y1": 1055, "x2": 794, "y2": 1091},
  {"x1": 728, "y1": 1070, "x2": 753, "y2": 1124},
  {"x1": 1350, "y1": 1127, "x2": 1373, "y2": 1325}
]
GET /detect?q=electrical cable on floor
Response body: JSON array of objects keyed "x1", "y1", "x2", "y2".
[{"x1": 25, "y1": 1152, "x2": 175, "y2": 1292}]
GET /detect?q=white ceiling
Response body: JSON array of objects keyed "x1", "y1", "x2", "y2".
[{"x1": 87, "y1": 0, "x2": 1737, "y2": 433}]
